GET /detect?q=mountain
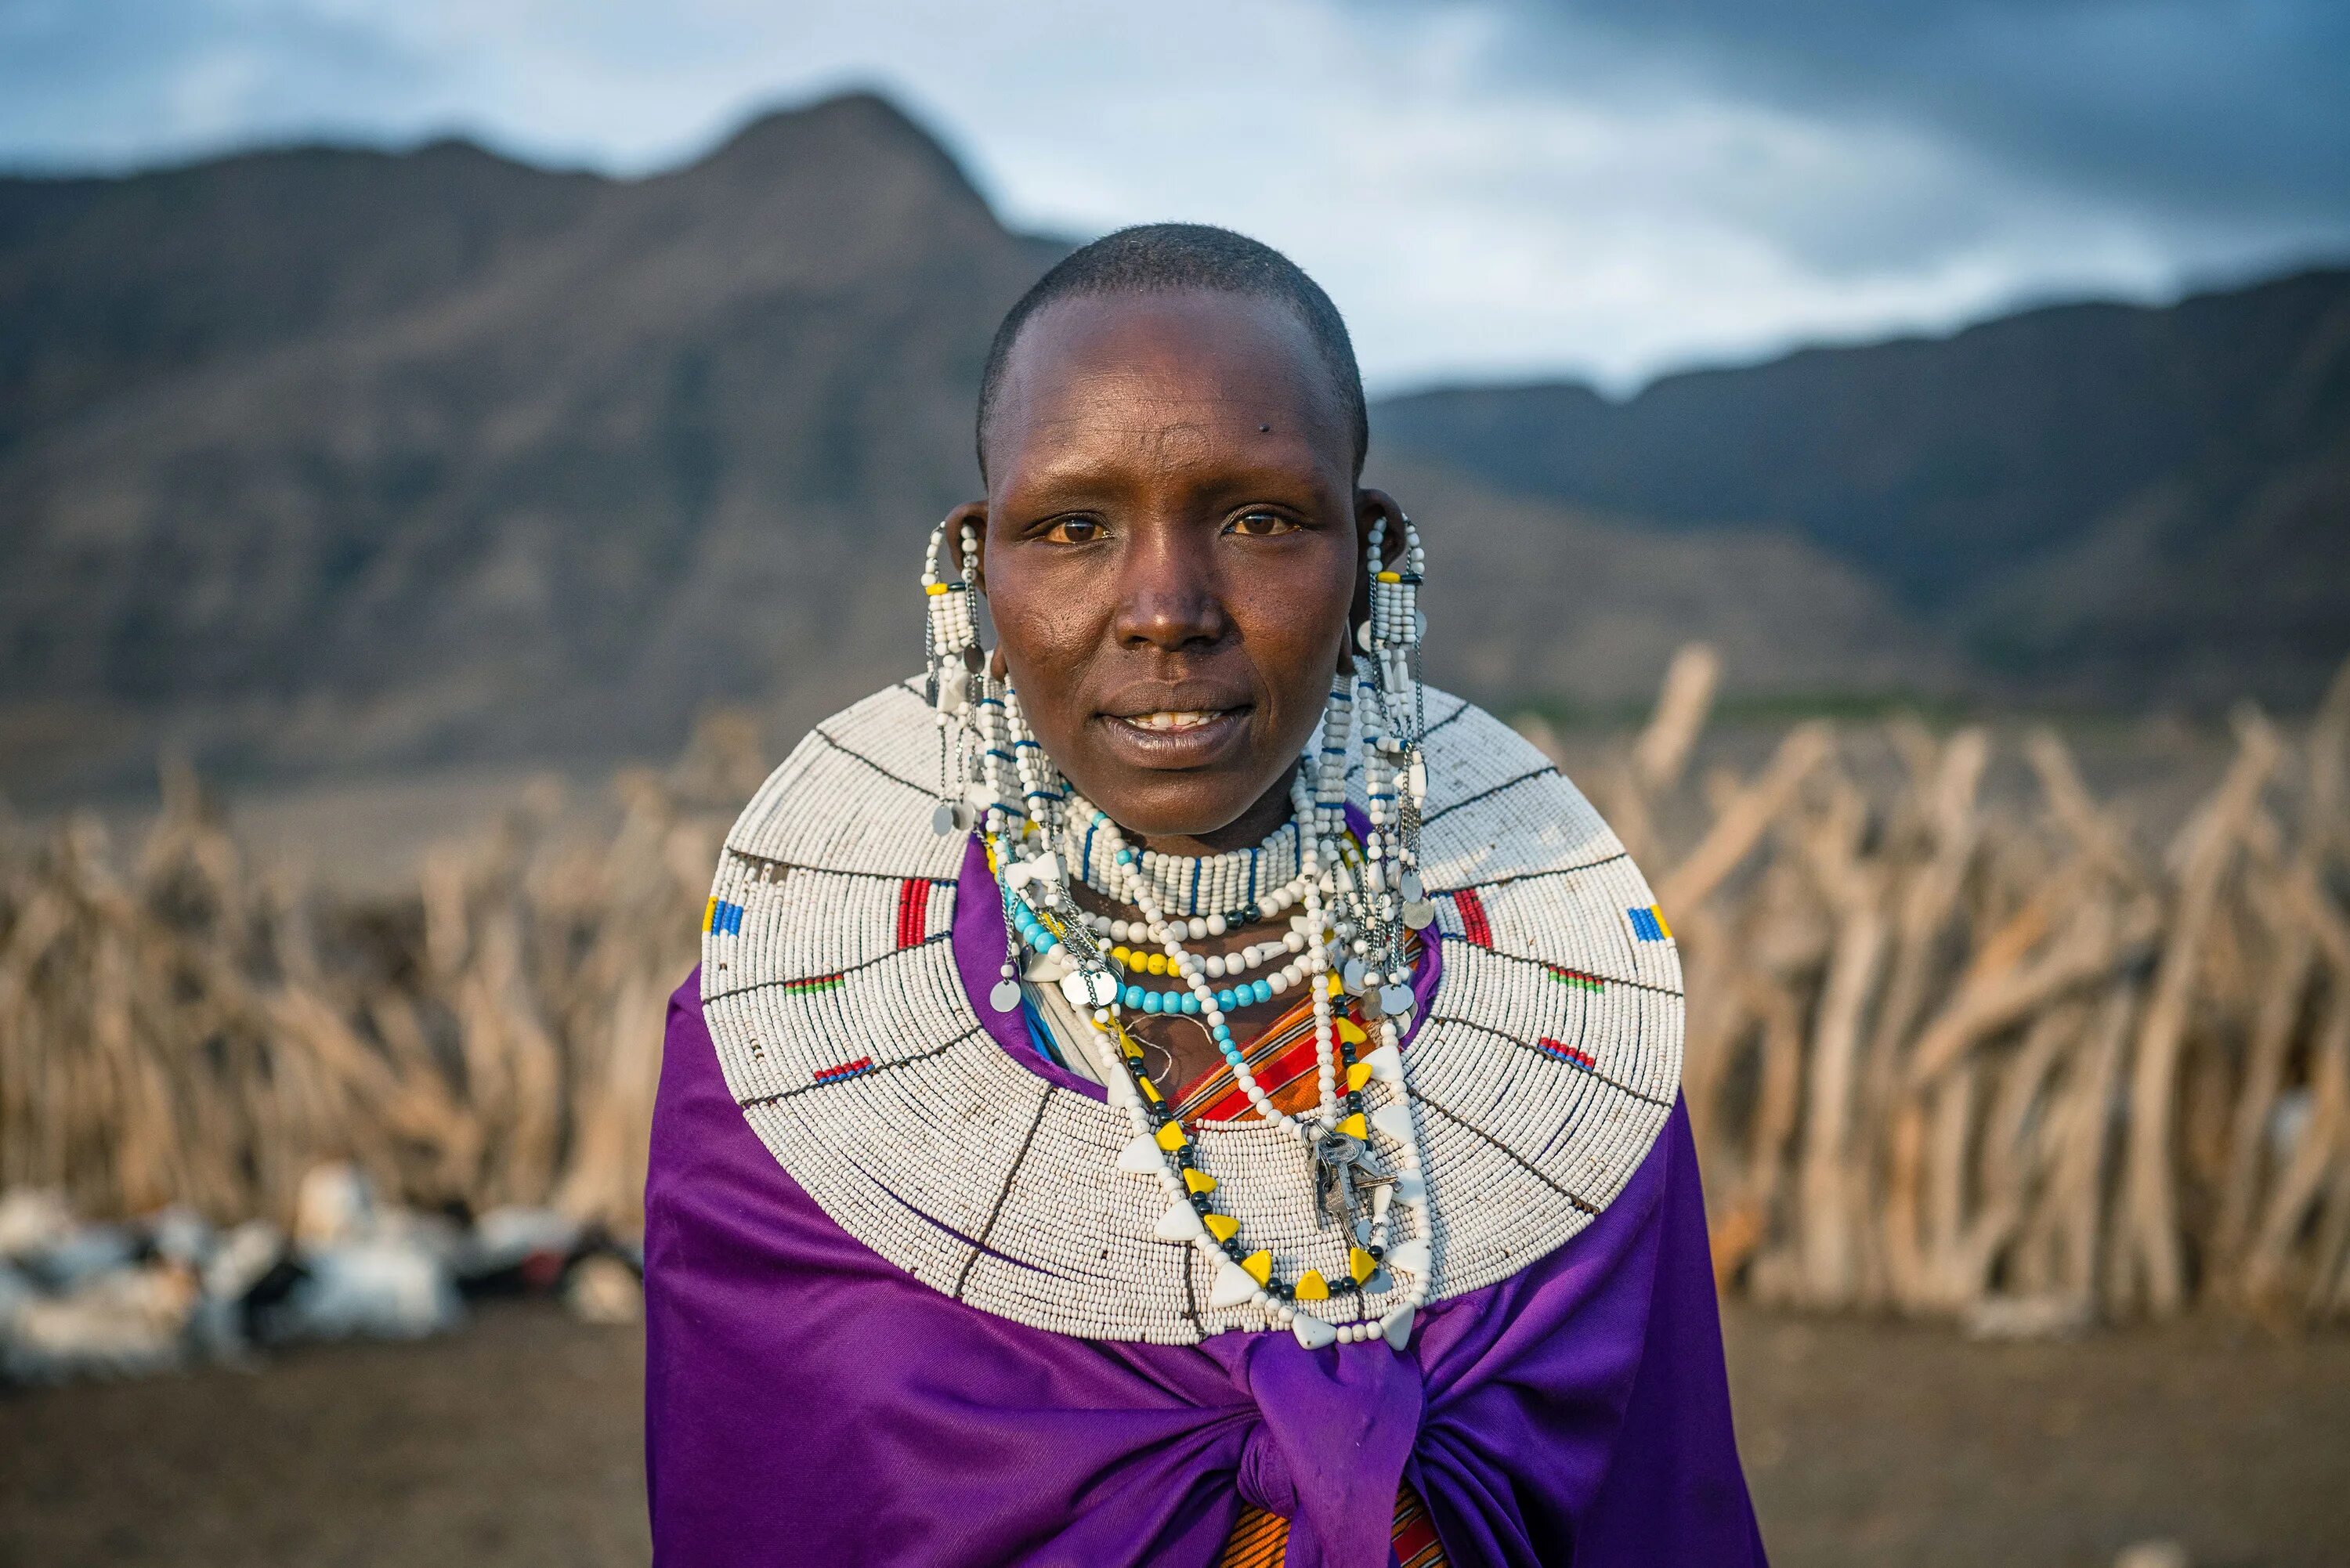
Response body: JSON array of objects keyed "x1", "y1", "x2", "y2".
[
  {"x1": 0, "y1": 94, "x2": 1067, "y2": 789},
  {"x1": 1370, "y1": 462, "x2": 1954, "y2": 710},
  {"x1": 0, "y1": 92, "x2": 1950, "y2": 796},
  {"x1": 0, "y1": 139, "x2": 608, "y2": 457},
  {"x1": 1374, "y1": 267, "x2": 2350, "y2": 707},
  {"x1": 0, "y1": 92, "x2": 2329, "y2": 797}
]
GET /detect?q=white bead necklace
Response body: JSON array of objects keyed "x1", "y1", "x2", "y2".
[
  {"x1": 915, "y1": 508, "x2": 1457, "y2": 1346},
  {"x1": 991, "y1": 721, "x2": 1432, "y2": 1345},
  {"x1": 1063, "y1": 805, "x2": 1305, "y2": 920}
]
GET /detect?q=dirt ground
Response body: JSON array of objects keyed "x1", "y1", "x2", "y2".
[{"x1": 3, "y1": 1304, "x2": 2345, "y2": 1568}]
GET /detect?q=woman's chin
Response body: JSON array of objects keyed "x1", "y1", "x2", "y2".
[{"x1": 1069, "y1": 768, "x2": 1278, "y2": 844}]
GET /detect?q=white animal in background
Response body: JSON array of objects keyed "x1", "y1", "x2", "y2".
[
  {"x1": 0, "y1": 1190, "x2": 74, "y2": 1258},
  {"x1": 292, "y1": 1162, "x2": 378, "y2": 1248},
  {"x1": 277, "y1": 1241, "x2": 462, "y2": 1342},
  {"x1": 1, "y1": 1263, "x2": 199, "y2": 1382}
]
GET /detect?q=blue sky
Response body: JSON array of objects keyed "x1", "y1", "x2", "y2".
[{"x1": 2, "y1": 0, "x2": 2343, "y2": 391}]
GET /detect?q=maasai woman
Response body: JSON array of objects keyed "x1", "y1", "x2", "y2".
[{"x1": 647, "y1": 224, "x2": 1766, "y2": 1566}]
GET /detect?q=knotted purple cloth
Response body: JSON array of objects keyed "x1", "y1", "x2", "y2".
[{"x1": 646, "y1": 840, "x2": 1766, "y2": 1566}]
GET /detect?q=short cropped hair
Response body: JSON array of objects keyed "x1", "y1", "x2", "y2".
[{"x1": 976, "y1": 223, "x2": 1369, "y2": 482}]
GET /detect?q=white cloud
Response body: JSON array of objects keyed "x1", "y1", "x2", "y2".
[{"x1": 2, "y1": 0, "x2": 2340, "y2": 390}]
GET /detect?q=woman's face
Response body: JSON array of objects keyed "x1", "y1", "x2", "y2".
[{"x1": 971, "y1": 290, "x2": 1385, "y2": 848}]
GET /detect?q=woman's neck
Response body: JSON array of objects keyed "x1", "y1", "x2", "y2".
[{"x1": 1130, "y1": 761, "x2": 1304, "y2": 859}]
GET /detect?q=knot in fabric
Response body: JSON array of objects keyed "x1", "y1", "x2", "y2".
[
  {"x1": 1235, "y1": 1422, "x2": 1301, "y2": 1519},
  {"x1": 1232, "y1": 1335, "x2": 1426, "y2": 1568}
]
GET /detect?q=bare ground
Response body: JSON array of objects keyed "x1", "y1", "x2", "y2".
[{"x1": 2, "y1": 1303, "x2": 2345, "y2": 1568}]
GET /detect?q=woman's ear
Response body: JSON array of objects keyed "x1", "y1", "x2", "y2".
[
  {"x1": 1347, "y1": 488, "x2": 1409, "y2": 661},
  {"x1": 945, "y1": 500, "x2": 989, "y2": 589},
  {"x1": 1358, "y1": 489, "x2": 1408, "y2": 569}
]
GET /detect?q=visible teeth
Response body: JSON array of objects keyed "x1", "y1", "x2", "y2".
[{"x1": 1128, "y1": 710, "x2": 1219, "y2": 732}]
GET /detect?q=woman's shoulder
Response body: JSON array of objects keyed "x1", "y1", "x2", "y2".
[{"x1": 718, "y1": 677, "x2": 962, "y2": 883}]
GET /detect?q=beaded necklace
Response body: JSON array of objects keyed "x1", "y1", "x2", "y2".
[
  {"x1": 926, "y1": 513, "x2": 1440, "y2": 1346},
  {"x1": 985, "y1": 728, "x2": 1424, "y2": 1345},
  {"x1": 1065, "y1": 809, "x2": 1306, "y2": 922},
  {"x1": 699, "y1": 674, "x2": 1683, "y2": 1346}
]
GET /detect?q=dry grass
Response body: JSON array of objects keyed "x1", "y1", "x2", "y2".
[{"x1": 6, "y1": 656, "x2": 2349, "y2": 1327}]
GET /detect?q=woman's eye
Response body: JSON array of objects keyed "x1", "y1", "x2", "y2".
[
  {"x1": 1228, "y1": 509, "x2": 1300, "y2": 537},
  {"x1": 1042, "y1": 516, "x2": 1106, "y2": 544}
]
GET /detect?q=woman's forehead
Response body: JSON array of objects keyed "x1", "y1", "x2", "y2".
[{"x1": 986, "y1": 291, "x2": 1352, "y2": 484}]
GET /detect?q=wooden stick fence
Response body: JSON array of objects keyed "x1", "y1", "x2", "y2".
[
  {"x1": 0, "y1": 716, "x2": 763, "y2": 1235},
  {"x1": 5, "y1": 659, "x2": 2348, "y2": 1327},
  {"x1": 1542, "y1": 645, "x2": 2350, "y2": 1326}
]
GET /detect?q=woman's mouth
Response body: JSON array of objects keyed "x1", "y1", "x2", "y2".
[
  {"x1": 1123, "y1": 710, "x2": 1224, "y2": 732},
  {"x1": 1096, "y1": 706, "x2": 1253, "y2": 765}
]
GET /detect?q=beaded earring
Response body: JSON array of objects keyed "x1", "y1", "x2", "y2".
[
  {"x1": 1357, "y1": 511, "x2": 1433, "y2": 1015},
  {"x1": 920, "y1": 518, "x2": 985, "y2": 837}
]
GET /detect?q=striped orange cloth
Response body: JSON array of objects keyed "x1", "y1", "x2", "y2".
[
  {"x1": 1218, "y1": 1483, "x2": 1447, "y2": 1567},
  {"x1": 1171, "y1": 930, "x2": 1427, "y2": 1123}
]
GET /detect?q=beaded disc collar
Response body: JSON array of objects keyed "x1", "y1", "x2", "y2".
[{"x1": 699, "y1": 677, "x2": 1683, "y2": 1346}]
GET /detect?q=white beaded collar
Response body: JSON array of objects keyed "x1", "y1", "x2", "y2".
[{"x1": 700, "y1": 679, "x2": 1683, "y2": 1345}]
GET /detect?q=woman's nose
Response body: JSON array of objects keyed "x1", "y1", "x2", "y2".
[{"x1": 1111, "y1": 525, "x2": 1229, "y2": 653}]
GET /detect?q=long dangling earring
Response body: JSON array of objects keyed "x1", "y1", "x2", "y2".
[
  {"x1": 924, "y1": 517, "x2": 1068, "y2": 847},
  {"x1": 921, "y1": 518, "x2": 986, "y2": 836},
  {"x1": 1361, "y1": 509, "x2": 1433, "y2": 970},
  {"x1": 921, "y1": 519, "x2": 1088, "y2": 1011}
]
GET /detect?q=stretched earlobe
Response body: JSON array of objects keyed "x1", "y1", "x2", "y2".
[
  {"x1": 1358, "y1": 489, "x2": 1410, "y2": 571},
  {"x1": 1349, "y1": 489, "x2": 1409, "y2": 656},
  {"x1": 945, "y1": 500, "x2": 989, "y2": 590}
]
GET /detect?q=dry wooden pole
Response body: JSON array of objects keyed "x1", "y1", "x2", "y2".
[
  {"x1": 2214, "y1": 893, "x2": 2316, "y2": 1270},
  {"x1": 2117, "y1": 714, "x2": 2282, "y2": 1317},
  {"x1": 1633, "y1": 642, "x2": 1721, "y2": 793},
  {"x1": 1793, "y1": 775, "x2": 1889, "y2": 1306},
  {"x1": 1658, "y1": 721, "x2": 1832, "y2": 916},
  {"x1": 2241, "y1": 865, "x2": 2350, "y2": 1309}
]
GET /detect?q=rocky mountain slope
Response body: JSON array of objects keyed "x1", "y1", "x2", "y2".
[
  {"x1": 0, "y1": 90, "x2": 2327, "y2": 793},
  {"x1": 1377, "y1": 267, "x2": 2350, "y2": 708},
  {"x1": 0, "y1": 95, "x2": 1064, "y2": 785}
]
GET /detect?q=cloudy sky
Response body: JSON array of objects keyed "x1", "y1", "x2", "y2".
[{"x1": 2, "y1": 0, "x2": 2343, "y2": 391}]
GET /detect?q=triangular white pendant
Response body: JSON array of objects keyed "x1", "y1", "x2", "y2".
[
  {"x1": 1208, "y1": 1260, "x2": 1260, "y2": 1309},
  {"x1": 1154, "y1": 1201, "x2": 1206, "y2": 1241},
  {"x1": 1291, "y1": 1312, "x2": 1336, "y2": 1349}
]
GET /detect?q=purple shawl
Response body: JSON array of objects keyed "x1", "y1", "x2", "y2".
[{"x1": 646, "y1": 840, "x2": 1766, "y2": 1566}]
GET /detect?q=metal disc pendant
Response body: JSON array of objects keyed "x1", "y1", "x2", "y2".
[
  {"x1": 1343, "y1": 956, "x2": 1368, "y2": 993},
  {"x1": 1380, "y1": 984, "x2": 1413, "y2": 1017},
  {"x1": 1402, "y1": 899, "x2": 1437, "y2": 930},
  {"x1": 932, "y1": 801, "x2": 959, "y2": 836},
  {"x1": 1061, "y1": 969, "x2": 1117, "y2": 1010},
  {"x1": 1398, "y1": 869, "x2": 1424, "y2": 902},
  {"x1": 989, "y1": 979, "x2": 1022, "y2": 1013}
]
